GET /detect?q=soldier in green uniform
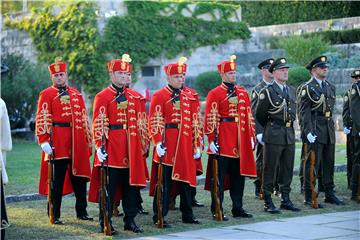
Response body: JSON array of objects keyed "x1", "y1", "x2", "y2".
[
  {"x1": 256, "y1": 58, "x2": 301, "y2": 213},
  {"x1": 251, "y1": 58, "x2": 274, "y2": 198},
  {"x1": 299, "y1": 56, "x2": 344, "y2": 207},
  {"x1": 343, "y1": 69, "x2": 360, "y2": 201}
]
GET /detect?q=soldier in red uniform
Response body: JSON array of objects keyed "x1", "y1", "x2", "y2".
[
  {"x1": 204, "y1": 55, "x2": 256, "y2": 220},
  {"x1": 88, "y1": 54, "x2": 148, "y2": 234},
  {"x1": 35, "y1": 58, "x2": 93, "y2": 224},
  {"x1": 148, "y1": 57, "x2": 202, "y2": 227},
  {"x1": 182, "y1": 85, "x2": 204, "y2": 207},
  {"x1": 169, "y1": 83, "x2": 204, "y2": 210},
  {"x1": 111, "y1": 76, "x2": 150, "y2": 217}
]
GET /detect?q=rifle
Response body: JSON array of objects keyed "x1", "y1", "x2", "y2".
[
  {"x1": 48, "y1": 129, "x2": 55, "y2": 224},
  {"x1": 100, "y1": 130, "x2": 111, "y2": 236},
  {"x1": 156, "y1": 132, "x2": 165, "y2": 228},
  {"x1": 309, "y1": 117, "x2": 318, "y2": 209},
  {"x1": 212, "y1": 127, "x2": 223, "y2": 221}
]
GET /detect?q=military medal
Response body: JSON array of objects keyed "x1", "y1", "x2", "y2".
[
  {"x1": 228, "y1": 96, "x2": 238, "y2": 105},
  {"x1": 173, "y1": 100, "x2": 180, "y2": 110},
  {"x1": 60, "y1": 95, "x2": 70, "y2": 105},
  {"x1": 117, "y1": 100, "x2": 128, "y2": 109}
]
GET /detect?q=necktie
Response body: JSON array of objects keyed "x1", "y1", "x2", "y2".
[
  {"x1": 283, "y1": 86, "x2": 289, "y2": 99},
  {"x1": 321, "y1": 81, "x2": 326, "y2": 89}
]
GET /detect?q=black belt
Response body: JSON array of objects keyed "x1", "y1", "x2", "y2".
[
  {"x1": 270, "y1": 119, "x2": 293, "y2": 128},
  {"x1": 220, "y1": 117, "x2": 238, "y2": 122},
  {"x1": 53, "y1": 122, "x2": 71, "y2": 127},
  {"x1": 109, "y1": 124, "x2": 126, "y2": 130},
  {"x1": 165, "y1": 123, "x2": 179, "y2": 129}
]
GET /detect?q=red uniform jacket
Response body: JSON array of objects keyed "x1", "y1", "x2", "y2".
[
  {"x1": 88, "y1": 85, "x2": 148, "y2": 203},
  {"x1": 183, "y1": 86, "x2": 203, "y2": 175},
  {"x1": 148, "y1": 86, "x2": 202, "y2": 196},
  {"x1": 204, "y1": 83, "x2": 256, "y2": 178},
  {"x1": 36, "y1": 86, "x2": 92, "y2": 196}
]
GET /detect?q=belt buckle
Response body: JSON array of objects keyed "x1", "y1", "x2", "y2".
[
  {"x1": 286, "y1": 122, "x2": 291, "y2": 128},
  {"x1": 235, "y1": 117, "x2": 239, "y2": 122},
  {"x1": 325, "y1": 111, "x2": 331, "y2": 117},
  {"x1": 123, "y1": 124, "x2": 127, "y2": 130}
]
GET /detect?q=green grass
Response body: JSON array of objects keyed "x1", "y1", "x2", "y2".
[
  {"x1": 5, "y1": 172, "x2": 359, "y2": 239},
  {"x1": 5, "y1": 140, "x2": 348, "y2": 195}
]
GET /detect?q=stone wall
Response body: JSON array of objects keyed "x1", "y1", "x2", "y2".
[{"x1": 1, "y1": 28, "x2": 37, "y2": 62}]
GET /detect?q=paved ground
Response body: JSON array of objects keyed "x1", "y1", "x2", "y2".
[{"x1": 135, "y1": 210, "x2": 360, "y2": 240}]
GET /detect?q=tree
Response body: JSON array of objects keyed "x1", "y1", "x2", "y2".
[
  {"x1": 288, "y1": 67, "x2": 311, "y2": 87},
  {"x1": 194, "y1": 71, "x2": 222, "y2": 98},
  {"x1": 1, "y1": 53, "x2": 50, "y2": 129},
  {"x1": 5, "y1": 2, "x2": 107, "y2": 96},
  {"x1": 278, "y1": 35, "x2": 333, "y2": 66}
]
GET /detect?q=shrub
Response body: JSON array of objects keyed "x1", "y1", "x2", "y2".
[
  {"x1": 1, "y1": 53, "x2": 49, "y2": 129},
  {"x1": 278, "y1": 35, "x2": 332, "y2": 66},
  {"x1": 194, "y1": 71, "x2": 222, "y2": 98},
  {"x1": 288, "y1": 66, "x2": 311, "y2": 87}
]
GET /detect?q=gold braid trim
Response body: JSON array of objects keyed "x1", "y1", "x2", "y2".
[
  {"x1": 149, "y1": 105, "x2": 165, "y2": 137},
  {"x1": 35, "y1": 102, "x2": 52, "y2": 135},
  {"x1": 192, "y1": 108, "x2": 203, "y2": 150},
  {"x1": 206, "y1": 102, "x2": 219, "y2": 134},
  {"x1": 138, "y1": 111, "x2": 150, "y2": 154},
  {"x1": 82, "y1": 108, "x2": 93, "y2": 149},
  {"x1": 247, "y1": 106, "x2": 256, "y2": 136},
  {"x1": 93, "y1": 106, "x2": 109, "y2": 142}
]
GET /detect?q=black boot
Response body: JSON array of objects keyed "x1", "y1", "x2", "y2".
[
  {"x1": 304, "y1": 190, "x2": 324, "y2": 208},
  {"x1": 264, "y1": 194, "x2": 280, "y2": 214},
  {"x1": 280, "y1": 193, "x2": 300, "y2": 212},
  {"x1": 351, "y1": 184, "x2": 358, "y2": 201},
  {"x1": 254, "y1": 180, "x2": 261, "y2": 199},
  {"x1": 300, "y1": 178, "x2": 304, "y2": 194},
  {"x1": 324, "y1": 189, "x2": 345, "y2": 205},
  {"x1": 124, "y1": 220, "x2": 143, "y2": 233}
]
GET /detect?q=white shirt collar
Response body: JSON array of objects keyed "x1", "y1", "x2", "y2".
[
  {"x1": 274, "y1": 80, "x2": 286, "y2": 91},
  {"x1": 314, "y1": 77, "x2": 324, "y2": 86},
  {"x1": 262, "y1": 79, "x2": 273, "y2": 85}
]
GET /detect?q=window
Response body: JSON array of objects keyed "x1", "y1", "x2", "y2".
[{"x1": 141, "y1": 66, "x2": 155, "y2": 77}]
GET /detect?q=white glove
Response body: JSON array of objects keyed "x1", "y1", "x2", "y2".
[
  {"x1": 209, "y1": 141, "x2": 219, "y2": 154},
  {"x1": 193, "y1": 148, "x2": 201, "y2": 159},
  {"x1": 156, "y1": 143, "x2": 166, "y2": 157},
  {"x1": 96, "y1": 148, "x2": 107, "y2": 162},
  {"x1": 41, "y1": 142, "x2": 53, "y2": 155},
  {"x1": 256, "y1": 133, "x2": 264, "y2": 145},
  {"x1": 343, "y1": 127, "x2": 351, "y2": 135},
  {"x1": 307, "y1": 133, "x2": 317, "y2": 143},
  {"x1": 251, "y1": 138, "x2": 255, "y2": 150}
]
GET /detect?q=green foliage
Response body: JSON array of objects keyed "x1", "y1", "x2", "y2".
[
  {"x1": 126, "y1": 1, "x2": 240, "y2": 21},
  {"x1": 5, "y1": 1, "x2": 249, "y2": 97},
  {"x1": 309, "y1": 28, "x2": 360, "y2": 44},
  {"x1": 241, "y1": 1, "x2": 360, "y2": 27},
  {"x1": 278, "y1": 35, "x2": 332, "y2": 66},
  {"x1": 194, "y1": 71, "x2": 222, "y2": 98},
  {"x1": 288, "y1": 67, "x2": 311, "y2": 87},
  {"x1": 102, "y1": 14, "x2": 250, "y2": 71},
  {"x1": 270, "y1": 29, "x2": 360, "y2": 49},
  {"x1": 5, "y1": 2, "x2": 107, "y2": 96},
  {"x1": 1, "y1": 53, "x2": 49, "y2": 129}
]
